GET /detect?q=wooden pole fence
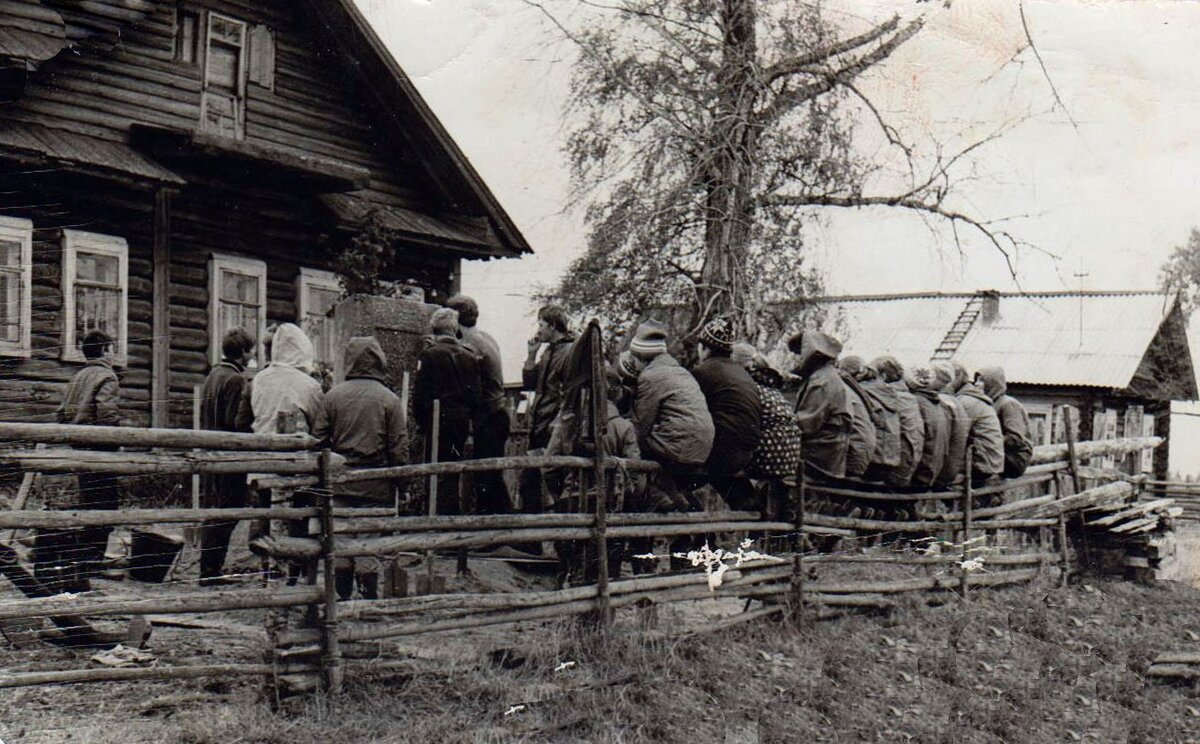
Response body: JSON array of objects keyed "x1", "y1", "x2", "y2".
[
  {"x1": 0, "y1": 449, "x2": 343, "y2": 476},
  {"x1": 0, "y1": 507, "x2": 319, "y2": 530},
  {"x1": 0, "y1": 586, "x2": 323, "y2": 622},
  {"x1": 0, "y1": 422, "x2": 318, "y2": 451}
]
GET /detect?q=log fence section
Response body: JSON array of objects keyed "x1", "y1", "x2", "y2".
[{"x1": 0, "y1": 420, "x2": 1163, "y2": 693}]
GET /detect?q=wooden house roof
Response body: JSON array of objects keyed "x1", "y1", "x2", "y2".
[{"x1": 0, "y1": 0, "x2": 532, "y2": 259}]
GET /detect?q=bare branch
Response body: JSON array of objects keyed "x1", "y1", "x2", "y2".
[
  {"x1": 757, "y1": 17, "x2": 924, "y2": 125},
  {"x1": 762, "y1": 15, "x2": 900, "y2": 83},
  {"x1": 1019, "y1": 0, "x2": 1081, "y2": 134}
]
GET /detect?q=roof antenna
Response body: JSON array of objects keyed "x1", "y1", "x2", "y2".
[{"x1": 1074, "y1": 261, "x2": 1089, "y2": 348}]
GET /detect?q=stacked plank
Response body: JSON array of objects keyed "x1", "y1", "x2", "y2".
[
  {"x1": 1084, "y1": 497, "x2": 1181, "y2": 536},
  {"x1": 1146, "y1": 481, "x2": 1200, "y2": 522},
  {"x1": 1148, "y1": 651, "x2": 1200, "y2": 680}
]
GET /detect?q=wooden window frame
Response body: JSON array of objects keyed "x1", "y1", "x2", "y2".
[
  {"x1": 208, "y1": 253, "x2": 267, "y2": 368},
  {"x1": 0, "y1": 216, "x2": 32, "y2": 358},
  {"x1": 174, "y1": 5, "x2": 201, "y2": 66},
  {"x1": 297, "y1": 267, "x2": 341, "y2": 366},
  {"x1": 200, "y1": 11, "x2": 249, "y2": 140},
  {"x1": 61, "y1": 230, "x2": 129, "y2": 367}
]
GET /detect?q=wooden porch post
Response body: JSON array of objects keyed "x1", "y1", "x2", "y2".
[{"x1": 151, "y1": 188, "x2": 174, "y2": 428}]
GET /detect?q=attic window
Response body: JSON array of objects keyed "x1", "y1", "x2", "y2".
[
  {"x1": 201, "y1": 13, "x2": 248, "y2": 139},
  {"x1": 175, "y1": 8, "x2": 199, "y2": 65}
]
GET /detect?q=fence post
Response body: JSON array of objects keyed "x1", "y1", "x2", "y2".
[
  {"x1": 961, "y1": 445, "x2": 973, "y2": 600},
  {"x1": 317, "y1": 448, "x2": 342, "y2": 694},
  {"x1": 588, "y1": 324, "x2": 611, "y2": 628},
  {"x1": 1055, "y1": 473, "x2": 1070, "y2": 587},
  {"x1": 1063, "y1": 406, "x2": 1089, "y2": 571},
  {"x1": 425, "y1": 400, "x2": 440, "y2": 591},
  {"x1": 790, "y1": 462, "x2": 806, "y2": 624}
]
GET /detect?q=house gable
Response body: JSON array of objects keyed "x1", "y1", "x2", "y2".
[{"x1": 1125, "y1": 302, "x2": 1198, "y2": 402}]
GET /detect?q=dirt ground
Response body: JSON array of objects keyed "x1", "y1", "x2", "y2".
[{"x1": 5, "y1": 565, "x2": 1200, "y2": 743}]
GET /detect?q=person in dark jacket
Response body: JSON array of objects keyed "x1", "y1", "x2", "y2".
[
  {"x1": 519, "y1": 305, "x2": 576, "y2": 516},
  {"x1": 932, "y1": 362, "x2": 970, "y2": 488},
  {"x1": 544, "y1": 385, "x2": 643, "y2": 586},
  {"x1": 905, "y1": 366, "x2": 950, "y2": 490},
  {"x1": 48, "y1": 330, "x2": 124, "y2": 589},
  {"x1": 692, "y1": 317, "x2": 762, "y2": 510},
  {"x1": 871, "y1": 356, "x2": 925, "y2": 487},
  {"x1": 790, "y1": 331, "x2": 852, "y2": 479},
  {"x1": 315, "y1": 336, "x2": 408, "y2": 599},
  {"x1": 950, "y1": 362, "x2": 1005, "y2": 486},
  {"x1": 841, "y1": 357, "x2": 902, "y2": 480},
  {"x1": 976, "y1": 366, "x2": 1033, "y2": 479},
  {"x1": 198, "y1": 328, "x2": 255, "y2": 585},
  {"x1": 413, "y1": 308, "x2": 482, "y2": 516},
  {"x1": 836, "y1": 360, "x2": 878, "y2": 479},
  {"x1": 448, "y1": 295, "x2": 511, "y2": 513}
]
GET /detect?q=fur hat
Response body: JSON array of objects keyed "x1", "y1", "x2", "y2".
[
  {"x1": 699, "y1": 316, "x2": 734, "y2": 353},
  {"x1": 628, "y1": 319, "x2": 668, "y2": 359}
]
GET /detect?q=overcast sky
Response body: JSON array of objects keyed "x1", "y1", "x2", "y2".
[{"x1": 354, "y1": 0, "x2": 1200, "y2": 472}]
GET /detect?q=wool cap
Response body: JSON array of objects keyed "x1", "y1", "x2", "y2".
[
  {"x1": 617, "y1": 350, "x2": 644, "y2": 383},
  {"x1": 699, "y1": 316, "x2": 735, "y2": 353},
  {"x1": 628, "y1": 319, "x2": 668, "y2": 359},
  {"x1": 730, "y1": 342, "x2": 758, "y2": 367}
]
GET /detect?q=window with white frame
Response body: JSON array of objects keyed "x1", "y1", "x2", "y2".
[
  {"x1": 209, "y1": 254, "x2": 267, "y2": 367},
  {"x1": 62, "y1": 230, "x2": 128, "y2": 366},
  {"x1": 0, "y1": 217, "x2": 32, "y2": 358},
  {"x1": 297, "y1": 268, "x2": 342, "y2": 368}
]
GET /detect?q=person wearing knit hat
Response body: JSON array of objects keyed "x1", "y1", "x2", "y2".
[
  {"x1": 698, "y1": 316, "x2": 735, "y2": 355},
  {"x1": 628, "y1": 319, "x2": 669, "y2": 360},
  {"x1": 692, "y1": 316, "x2": 762, "y2": 510},
  {"x1": 617, "y1": 350, "x2": 645, "y2": 385}
]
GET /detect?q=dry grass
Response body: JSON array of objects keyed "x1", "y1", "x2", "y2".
[{"x1": 6, "y1": 574, "x2": 1200, "y2": 742}]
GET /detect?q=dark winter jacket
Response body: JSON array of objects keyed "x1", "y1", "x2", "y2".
[
  {"x1": 57, "y1": 360, "x2": 121, "y2": 426},
  {"x1": 413, "y1": 335, "x2": 482, "y2": 438},
  {"x1": 909, "y1": 387, "x2": 949, "y2": 488},
  {"x1": 841, "y1": 373, "x2": 878, "y2": 478},
  {"x1": 857, "y1": 377, "x2": 902, "y2": 469},
  {"x1": 201, "y1": 361, "x2": 249, "y2": 433},
  {"x1": 315, "y1": 337, "x2": 408, "y2": 503},
  {"x1": 632, "y1": 353, "x2": 714, "y2": 467},
  {"x1": 544, "y1": 401, "x2": 642, "y2": 510},
  {"x1": 887, "y1": 381, "x2": 925, "y2": 486},
  {"x1": 461, "y1": 326, "x2": 506, "y2": 415},
  {"x1": 791, "y1": 332, "x2": 852, "y2": 479},
  {"x1": 523, "y1": 333, "x2": 576, "y2": 450},
  {"x1": 935, "y1": 392, "x2": 971, "y2": 487},
  {"x1": 693, "y1": 355, "x2": 763, "y2": 475},
  {"x1": 955, "y1": 382, "x2": 1005, "y2": 478},
  {"x1": 977, "y1": 367, "x2": 1033, "y2": 478}
]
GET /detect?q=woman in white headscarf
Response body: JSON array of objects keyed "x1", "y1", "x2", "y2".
[{"x1": 241, "y1": 323, "x2": 325, "y2": 435}]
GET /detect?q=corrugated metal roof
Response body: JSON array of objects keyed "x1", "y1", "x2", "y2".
[
  {"x1": 954, "y1": 293, "x2": 1174, "y2": 388},
  {"x1": 774, "y1": 291, "x2": 1180, "y2": 390},
  {"x1": 0, "y1": 119, "x2": 184, "y2": 185}
]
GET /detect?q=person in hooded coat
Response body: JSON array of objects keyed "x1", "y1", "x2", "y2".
[
  {"x1": 906, "y1": 366, "x2": 950, "y2": 489},
  {"x1": 315, "y1": 337, "x2": 408, "y2": 600},
  {"x1": 949, "y1": 362, "x2": 1005, "y2": 485},
  {"x1": 237, "y1": 323, "x2": 325, "y2": 435},
  {"x1": 932, "y1": 362, "x2": 970, "y2": 488},
  {"x1": 835, "y1": 359, "x2": 878, "y2": 479},
  {"x1": 840, "y1": 357, "x2": 902, "y2": 480},
  {"x1": 976, "y1": 366, "x2": 1033, "y2": 479},
  {"x1": 414, "y1": 308, "x2": 483, "y2": 516},
  {"x1": 871, "y1": 356, "x2": 925, "y2": 487},
  {"x1": 788, "y1": 331, "x2": 852, "y2": 479}
]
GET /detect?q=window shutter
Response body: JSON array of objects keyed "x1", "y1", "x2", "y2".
[{"x1": 248, "y1": 24, "x2": 275, "y2": 90}]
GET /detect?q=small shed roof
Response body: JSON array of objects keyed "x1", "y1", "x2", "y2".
[
  {"x1": 774, "y1": 290, "x2": 1195, "y2": 397},
  {"x1": 0, "y1": 119, "x2": 184, "y2": 185}
]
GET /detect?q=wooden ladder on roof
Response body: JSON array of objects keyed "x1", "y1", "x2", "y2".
[{"x1": 931, "y1": 296, "x2": 983, "y2": 361}]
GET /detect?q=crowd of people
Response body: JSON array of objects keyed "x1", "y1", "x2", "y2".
[{"x1": 44, "y1": 304, "x2": 1034, "y2": 595}]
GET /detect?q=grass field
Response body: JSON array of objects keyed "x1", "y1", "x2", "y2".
[{"x1": 5, "y1": 573, "x2": 1200, "y2": 743}]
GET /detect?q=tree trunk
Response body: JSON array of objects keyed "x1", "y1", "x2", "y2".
[{"x1": 699, "y1": 0, "x2": 760, "y2": 338}]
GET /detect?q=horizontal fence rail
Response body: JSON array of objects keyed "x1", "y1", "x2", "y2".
[{"x1": 0, "y1": 415, "x2": 1166, "y2": 696}]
